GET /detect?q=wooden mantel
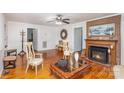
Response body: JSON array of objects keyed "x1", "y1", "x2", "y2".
[
  {"x1": 85, "y1": 39, "x2": 118, "y2": 42},
  {"x1": 85, "y1": 39, "x2": 117, "y2": 65}
]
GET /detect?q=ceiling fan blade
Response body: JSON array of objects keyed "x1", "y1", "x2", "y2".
[
  {"x1": 62, "y1": 20, "x2": 70, "y2": 24},
  {"x1": 47, "y1": 20, "x2": 56, "y2": 23},
  {"x1": 63, "y1": 19, "x2": 70, "y2": 20}
]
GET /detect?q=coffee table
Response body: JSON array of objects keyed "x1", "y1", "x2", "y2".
[{"x1": 49, "y1": 59, "x2": 91, "y2": 79}]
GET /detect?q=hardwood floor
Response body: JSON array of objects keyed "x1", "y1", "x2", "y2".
[{"x1": 1, "y1": 49, "x2": 114, "y2": 79}]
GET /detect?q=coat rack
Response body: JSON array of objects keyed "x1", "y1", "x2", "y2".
[{"x1": 19, "y1": 29, "x2": 26, "y2": 56}]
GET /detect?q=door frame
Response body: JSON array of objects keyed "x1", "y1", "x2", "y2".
[
  {"x1": 27, "y1": 28, "x2": 38, "y2": 50},
  {"x1": 74, "y1": 27, "x2": 83, "y2": 52}
]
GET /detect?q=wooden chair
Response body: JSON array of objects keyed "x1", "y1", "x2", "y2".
[{"x1": 25, "y1": 42, "x2": 43, "y2": 76}]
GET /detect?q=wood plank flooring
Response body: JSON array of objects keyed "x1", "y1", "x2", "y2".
[{"x1": 1, "y1": 49, "x2": 114, "y2": 79}]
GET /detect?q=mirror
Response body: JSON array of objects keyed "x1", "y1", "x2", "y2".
[{"x1": 60, "y1": 29, "x2": 67, "y2": 40}]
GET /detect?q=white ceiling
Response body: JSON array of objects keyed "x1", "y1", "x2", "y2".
[{"x1": 5, "y1": 13, "x2": 116, "y2": 26}]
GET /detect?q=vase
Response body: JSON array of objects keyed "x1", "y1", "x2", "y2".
[{"x1": 74, "y1": 52, "x2": 79, "y2": 68}]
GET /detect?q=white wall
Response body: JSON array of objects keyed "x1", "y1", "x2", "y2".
[
  {"x1": 7, "y1": 21, "x2": 86, "y2": 53},
  {"x1": 0, "y1": 13, "x2": 5, "y2": 75},
  {"x1": 7, "y1": 21, "x2": 60, "y2": 53},
  {"x1": 121, "y1": 14, "x2": 124, "y2": 65},
  {"x1": 0, "y1": 14, "x2": 5, "y2": 50},
  {"x1": 37, "y1": 25, "x2": 60, "y2": 51},
  {"x1": 57, "y1": 22, "x2": 86, "y2": 52},
  {"x1": 57, "y1": 25, "x2": 74, "y2": 51}
]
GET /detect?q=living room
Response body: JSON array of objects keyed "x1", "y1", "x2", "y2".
[
  {"x1": 0, "y1": 13, "x2": 124, "y2": 79},
  {"x1": 1, "y1": 0, "x2": 124, "y2": 93}
]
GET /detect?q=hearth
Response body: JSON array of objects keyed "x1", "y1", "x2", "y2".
[{"x1": 88, "y1": 46, "x2": 109, "y2": 64}]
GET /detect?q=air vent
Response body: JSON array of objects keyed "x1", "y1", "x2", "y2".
[{"x1": 42, "y1": 41, "x2": 47, "y2": 48}]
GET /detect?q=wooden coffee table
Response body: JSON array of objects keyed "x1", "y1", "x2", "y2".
[{"x1": 50, "y1": 59, "x2": 91, "y2": 79}]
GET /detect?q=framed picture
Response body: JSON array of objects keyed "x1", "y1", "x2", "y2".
[{"x1": 89, "y1": 23, "x2": 115, "y2": 37}]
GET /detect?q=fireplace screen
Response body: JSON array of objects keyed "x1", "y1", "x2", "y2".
[{"x1": 89, "y1": 46, "x2": 109, "y2": 64}]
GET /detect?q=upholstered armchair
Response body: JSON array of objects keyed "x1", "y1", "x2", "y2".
[
  {"x1": 62, "y1": 40, "x2": 68, "y2": 48},
  {"x1": 56, "y1": 40, "x2": 68, "y2": 51},
  {"x1": 63, "y1": 46, "x2": 72, "y2": 60},
  {"x1": 25, "y1": 42, "x2": 43, "y2": 76}
]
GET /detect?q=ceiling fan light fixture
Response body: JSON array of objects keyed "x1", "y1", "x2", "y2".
[
  {"x1": 55, "y1": 21, "x2": 62, "y2": 25},
  {"x1": 47, "y1": 15, "x2": 70, "y2": 25}
]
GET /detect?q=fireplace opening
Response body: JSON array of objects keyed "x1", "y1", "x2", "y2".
[{"x1": 88, "y1": 46, "x2": 109, "y2": 64}]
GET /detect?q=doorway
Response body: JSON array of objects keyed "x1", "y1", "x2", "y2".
[
  {"x1": 27, "y1": 28, "x2": 38, "y2": 50},
  {"x1": 74, "y1": 27, "x2": 83, "y2": 52}
]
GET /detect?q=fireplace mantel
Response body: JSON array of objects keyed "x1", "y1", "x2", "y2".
[
  {"x1": 85, "y1": 39, "x2": 118, "y2": 42},
  {"x1": 86, "y1": 39, "x2": 117, "y2": 65}
]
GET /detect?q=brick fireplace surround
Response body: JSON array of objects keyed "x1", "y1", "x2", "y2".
[{"x1": 86, "y1": 15, "x2": 121, "y2": 65}]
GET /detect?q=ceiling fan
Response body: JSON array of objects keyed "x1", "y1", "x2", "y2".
[{"x1": 47, "y1": 15, "x2": 70, "y2": 25}]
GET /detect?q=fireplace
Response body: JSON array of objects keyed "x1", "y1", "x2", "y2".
[{"x1": 88, "y1": 46, "x2": 109, "y2": 64}]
